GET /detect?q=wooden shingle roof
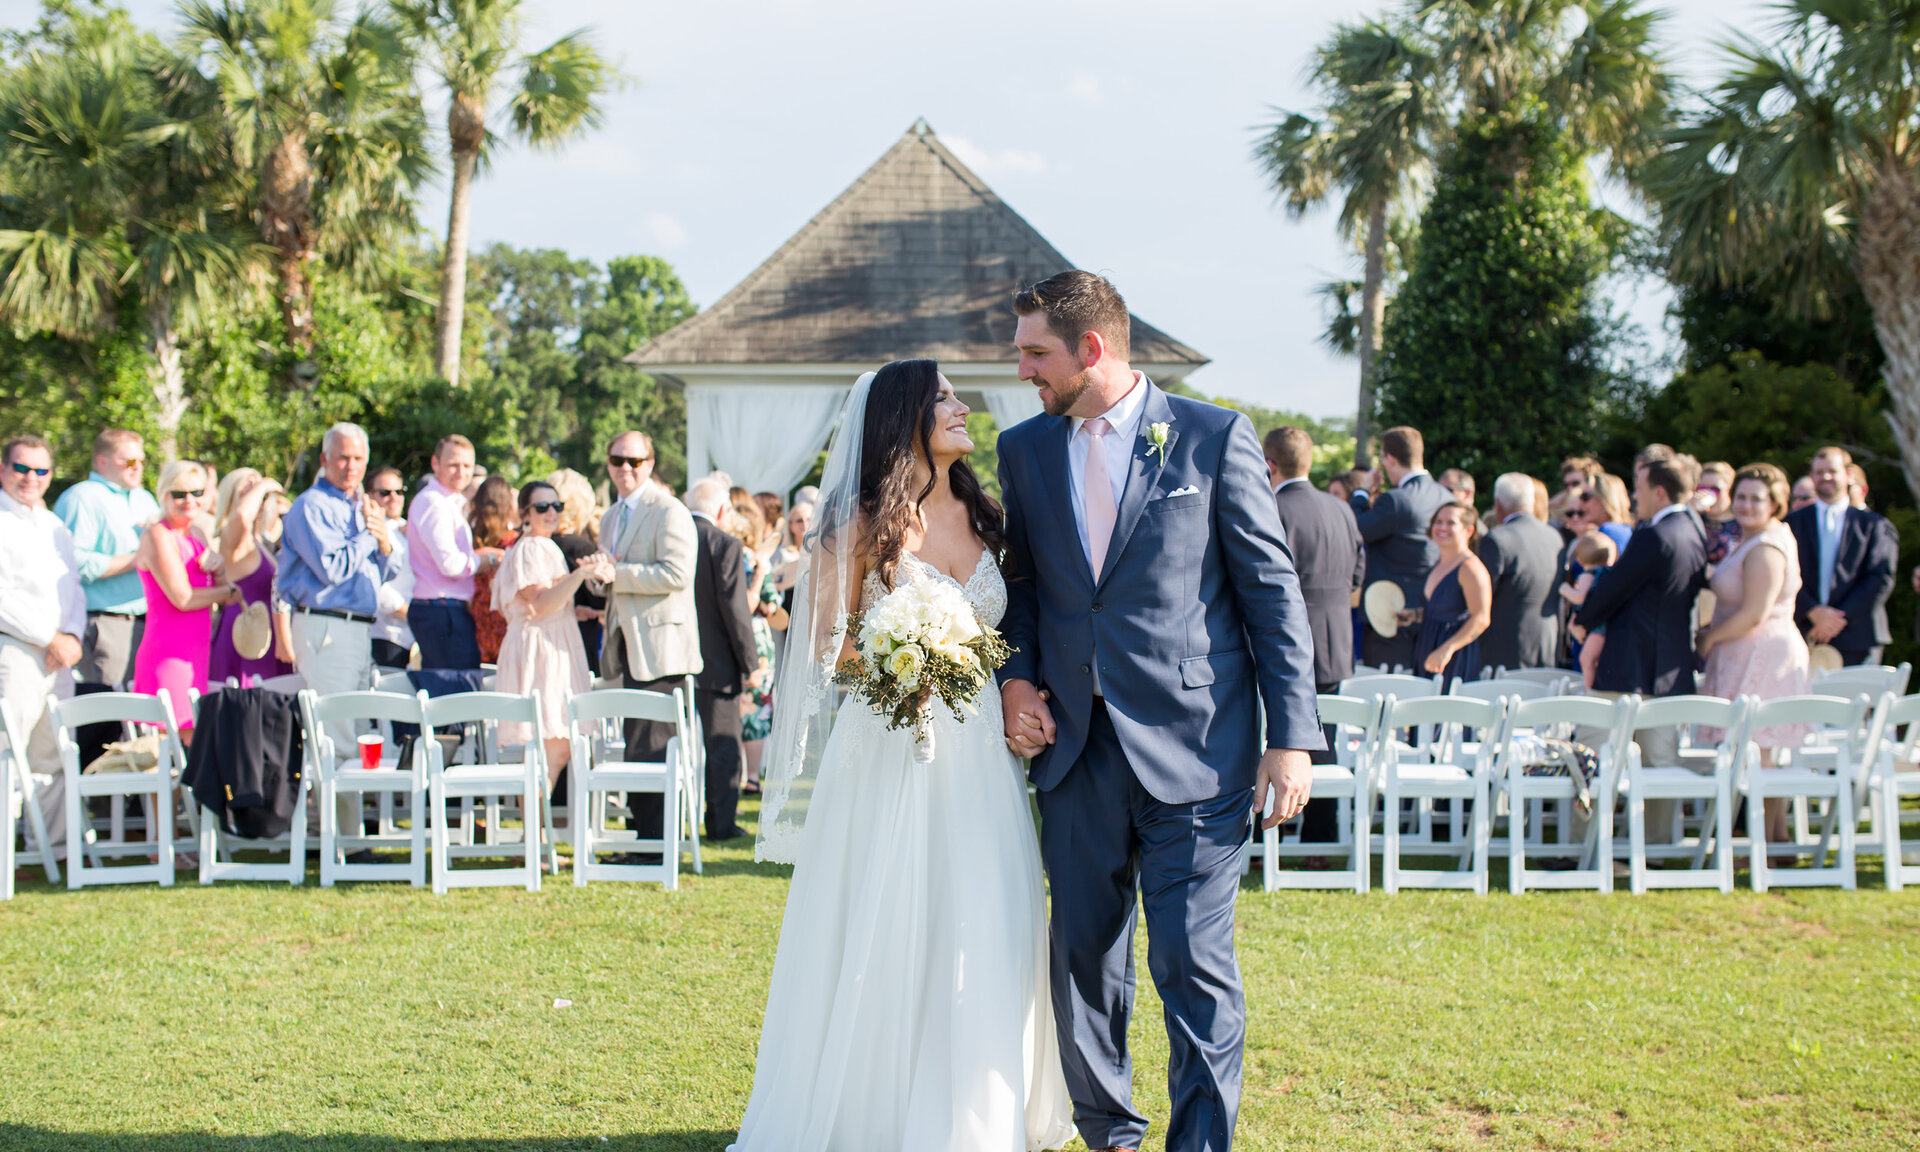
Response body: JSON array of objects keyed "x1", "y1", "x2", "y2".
[{"x1": 628, "y1": 122, "x2": 1208, "y2": 369}]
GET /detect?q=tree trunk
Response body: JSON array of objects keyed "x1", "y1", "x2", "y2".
[
  {"x1": 1354, "y1": 193, "x2": 1388, "y2": 470},
  {"x1": 435, "y1": 93, "x2": 487, "y2": 386},
  {"x1": 147, "y1": 306, "x2": 188, "y2": 463},
  {"x1": 1859, "y1": 163, "x2": 1920, "y2": 501},
  {"x1": 262, "y1": 131, "x2": 316, "y2": 358}
]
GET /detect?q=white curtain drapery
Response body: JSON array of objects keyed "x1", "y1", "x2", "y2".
[
  {"x1": 980, "y1": 385, "x2": 1043, "y2": 431},
  {"x1": 686, "y1": 383, "x2": 849, "y2": 499}
]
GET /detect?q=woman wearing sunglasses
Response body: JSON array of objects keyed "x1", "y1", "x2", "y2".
[
  {"x1": 133, "y1": 460, "x2": 241, "y2": 744},
  {"x1": 493, "y1": 481, "x2": 615, "y2": 804}
]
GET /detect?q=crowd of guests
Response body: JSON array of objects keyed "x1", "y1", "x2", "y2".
[
  {"x1": 0, "y1": 424, "x2": 809, "y2": 867},
  {"x1": 1265, "y1": 425, "x2": 1902, "y2": 858}
]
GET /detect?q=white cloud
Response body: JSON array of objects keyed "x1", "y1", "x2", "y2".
[
  {"x1": 942, "y1": 136, "x2": 1048, "y2": 178},
  {"x1": 1069, "y1": 71, "x2": 1101, "y2": 104},
  {"x1": 646, "y1": 212, "x2": 691, "y2": 248}
]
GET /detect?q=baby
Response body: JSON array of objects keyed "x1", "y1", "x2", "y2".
[{"x1": 1558, "y1": 532, "x2": 1619, "y2": 689}]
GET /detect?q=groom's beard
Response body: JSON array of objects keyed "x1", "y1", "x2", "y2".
[{"x1": 1037, "y1": 367, "x2": 1094, "y2": 417}]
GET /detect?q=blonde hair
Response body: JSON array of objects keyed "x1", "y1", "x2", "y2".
[
  {"x1": 1573, "y1": 531, "x2": 1617, "y2": 569},
  {"x1": 156, "y1": 459, "x2": 208, "y2": 500},
  {"x1": 213, "y1": 466, "x2": 261, "y2": 538},
  {"x1": 546, "y1": 468, "x2": 599, "y2": 541}
]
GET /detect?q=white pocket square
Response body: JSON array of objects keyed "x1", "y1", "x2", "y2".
[{"x1": 1163, "y1": 485, "x2": 1200, "y2": 498}]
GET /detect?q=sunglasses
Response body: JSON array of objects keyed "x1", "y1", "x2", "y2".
[
  {"x1": 371, "y1": 488, "x2": 405, "y2": 499},
  {"x1": 607, "y1": 455, "x2": 650, "y2": 470},
  {"x1": 168, "y1": 488, "x2": 205, "y2": 500},
  {"x1": 8, "y1": 461, "x2": 50, "y2": 478},
  {"x1": 527, "y1": 501, "x2": 564, "y2": 514}
]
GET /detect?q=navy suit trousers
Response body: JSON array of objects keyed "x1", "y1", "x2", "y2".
[
  {"x1": 409, "y1": 599, "x2": 480, "y2": 670},
  {"x1": 1039, "y1": 697, "x2": 1252, "y2": 1152}
]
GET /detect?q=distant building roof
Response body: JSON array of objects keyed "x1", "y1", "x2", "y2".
[{"x1": 628, "y1": 121, "x2": 1208, "y2": 371}]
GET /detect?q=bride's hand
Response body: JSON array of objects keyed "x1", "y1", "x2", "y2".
[{"x1": 1002, "y1": 680, "x2": 1054, "y2": 757}]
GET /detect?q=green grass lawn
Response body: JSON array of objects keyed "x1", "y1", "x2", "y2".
[{"x1": 3, "y1": 801, "x2": 1917, "y2": 1151}]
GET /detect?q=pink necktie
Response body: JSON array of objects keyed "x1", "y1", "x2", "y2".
[{"x1": 1084, "y1": 417, "x2": 1118, "y2": 579}]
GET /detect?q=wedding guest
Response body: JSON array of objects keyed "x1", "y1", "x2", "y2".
[
  {"x1": 1413, "y1": 502, "x2": 1490, "y2": 688},
  {"x1": 1350, "y1": 426, "x2": 1451, "y2": 669},
  {"x1": 1560, "y1": 531, "x2": 1617, "y2": 686},
  {"x1": 367, "y1": 467, "x2": 415, "y2": 670},
  {"x1": 208, "y1": 468, "x2": 292, "y2": 685},
  {"x1": 1695, "y1": 461, "x2": 1739, "y2": 563},
  {"x1": 1478, "y1": 473, "x2": 1562, "y2": 672},
  {"x1": 54, "y1": 430, "x2": 159, "y2": 688},
  {"x1": 1698, "y1": 463, "x2": 1812, "y2": 848},
  {"x1": 686, "y1": 478, "x2": 757, "y2": 840},
  {"x1": 467, "y1": 475, "x2": 518, "y2": 665},
  {"x1": 1848, "y1": 462, "x2": 1870, "y2": 509},
  {"x1": 598, "y1": 431, "x2": 699, "y2": 853},
  {"x1": 1790, "y1": 474, "x2": 1817, "y2": 514},
  {"x1": 546, "y1": 467, "x2": 607, "y2": 664},
  {"x1": 1558, "y1": 455, "x2": 1603, "y2": 502},
  {"x1": 725, "y1": 491, "x2": 780, "y2": 793},
  {"x1": 792, "y1": 484, "x2": 820, "y2": 509},
  {"x1": 1787, "y1": 445, "x2": 1897, "y2": 667},
  {"x1": 0, "y1": 434, "x2": 84, "y2": 860},
  {"x1": 1575, "y1": 455, "x2": 1709, "y2": 838},
  {"x1": 494, "y1": 481, "x2": 614, "y2": 793},
  {"x1": 1325, "y1": 472, "x2": 1353, "y2": 504},
  {"x1": 406, "y1": 435, "x2": 496, "y2": 669},
  {"x1": 133, "y1": 460, "x2": 240, "y2": 742},
  {"x1": 1530, "y1": 477, "x2": 1551, "y2": 525},
  {"x1": 754, "y1": 491, "x2": 785, "y2": 547},
  {"x1": 1438, "y1": 467, "x2": 1476, "y2": 506},
  {"x1": 767, "y1": 500, "x2": 811, "y2": 668}
]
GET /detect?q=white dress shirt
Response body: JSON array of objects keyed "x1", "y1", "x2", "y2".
[
  {"x1": 374, "y1": 518, "x2": 415, "y2": 649},
  {"x1": 0, "y1": 489, "x2": 86, "y2": 648},
  {"x1": 1065, "y1": 372, "x2": 1150, "y2": 566},
  {"x1": 1816, "y1": 495, "x2": 1848, "y2": 603},
  {"x1": 1650, "y1": 501, "x2": 1689, "y2": 527}
]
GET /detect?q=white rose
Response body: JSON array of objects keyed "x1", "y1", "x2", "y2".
[
  {"x1": 942, "y1": 610, "x2": 982, "y2": 646},
  {"x1": 885, "y1": 643, "x2": 925, "y2": 689}
]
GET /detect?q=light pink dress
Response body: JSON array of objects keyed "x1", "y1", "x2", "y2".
[
  {"x1": 1702, "y1": 522, "x2": 1811, "y2": 749},
  {"x1": 492, "y1": 536, "x2": 590, "y2": 747}
]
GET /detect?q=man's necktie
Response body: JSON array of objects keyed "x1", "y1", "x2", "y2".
[{"x1": 1084, "y1": 417, "x2": 1118, "y2": 579}]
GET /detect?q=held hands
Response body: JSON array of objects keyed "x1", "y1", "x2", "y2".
[
  {"x1": 1254, "y1": 748, "x2": 1312, "y2": 829},
  {"x1": 1002, "y1": 679, "x2": 1055, "y2": 759},
  {"x1": 1806, "y1": 604, "x2": 1847, "y2": 644},
  {"x1": 582, "y1": 551, "x2": 616, "y2": 584}
]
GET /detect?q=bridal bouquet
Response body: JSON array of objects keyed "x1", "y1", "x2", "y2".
[{"x1": 836, "y1": 576, "x2": 1012, "y2": 761}]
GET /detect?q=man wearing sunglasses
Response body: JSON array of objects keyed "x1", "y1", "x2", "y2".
[
  {"x1": 597, "y1": 430, "x2": 700, "y2": 856},
  {"x1": 52, "y1": 429, "x2": 160, "y2": 689},
  {"x1": 1, "y1": 434, "x2": 85, "y2": 862}
]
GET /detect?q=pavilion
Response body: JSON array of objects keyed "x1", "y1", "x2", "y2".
[{"x1": 625, "y1": 120, "x2": 1209, "y2": 497}]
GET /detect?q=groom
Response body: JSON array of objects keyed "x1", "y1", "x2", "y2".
[{"x1": 998, "y1": 270, "x2": 1323, "y2": 1152}]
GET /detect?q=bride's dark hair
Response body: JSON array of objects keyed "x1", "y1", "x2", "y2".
[{"x1": 857, "y1": 358, "x2": 1005, "y2": 587}]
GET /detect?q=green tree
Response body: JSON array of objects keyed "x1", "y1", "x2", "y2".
[
  {"x1": 391, "y1": 0, "x2": 617, "y2": 386},
  {"x1": 179, "y1": 0, "x2": 432, "y2": 359},
  {"x1": 1641, "y1": 0, "x2": 1920, "y2": 496},
  {"x1": 574, "y1": 254, "x2": 695, "y2": 482}
]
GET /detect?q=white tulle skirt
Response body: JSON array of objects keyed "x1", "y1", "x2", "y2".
[{"x1": 731, "y1": 694, "x2": 1075, "y2": 1152}]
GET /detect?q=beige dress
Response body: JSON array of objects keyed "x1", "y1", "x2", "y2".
[
  {"x1": 492, "y1": 535, "x2": 590, "y2": 747},
  {"x1": 1701, "y1": 522, "x2": 1811, "y2": 749}
]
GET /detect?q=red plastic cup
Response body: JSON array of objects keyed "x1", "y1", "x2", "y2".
[{"x1": 357, "y1": 733, "x2": 384, "y2": 770}]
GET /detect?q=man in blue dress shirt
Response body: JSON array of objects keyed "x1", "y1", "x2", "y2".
[{"x1": 53, "y1": 430, "x2": 160, "y2": 687}]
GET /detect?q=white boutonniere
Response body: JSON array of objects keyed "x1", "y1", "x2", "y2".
[{"x1": 1147, "y1": 421, "x2": 1172, "y2": 466}]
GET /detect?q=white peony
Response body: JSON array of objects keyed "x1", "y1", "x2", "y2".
[{"x1": 885, "y1": 643, "x2": 926, "y2": 688}]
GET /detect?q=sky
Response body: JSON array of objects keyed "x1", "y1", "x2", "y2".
[{"x1": 2, "y1": 0, "x2": 1780, "y2": 417}]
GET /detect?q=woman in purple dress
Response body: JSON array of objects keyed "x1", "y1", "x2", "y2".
[{"x1": 208, "y1": 468, "x2": 293, "y2": 686}]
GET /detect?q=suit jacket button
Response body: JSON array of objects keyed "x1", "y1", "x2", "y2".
[
  {"x1": 1080, "y1": 664, "x2": 1091, "y2": 674},
  {"x1": 1091, "y1": 601, "x2": 1103, "y2": 613}
]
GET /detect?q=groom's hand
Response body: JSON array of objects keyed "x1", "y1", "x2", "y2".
[
  {"x1": 1002, "y1": 679, "x2": 1055, "y2": 758},
  {"x1": 1254, "y1": 749, "x2": 1312, "y2": 830}
]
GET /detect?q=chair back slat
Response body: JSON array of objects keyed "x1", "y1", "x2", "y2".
[
  {"x1": 1452, "y1": 678, "x2": 1556, "y2": 704},
  {"x1": 568, "y1": 689, "x2": 681, "y2": 727},
  {"x1": 1629, "y1": 694, "x2": 1744, "y2": 732},
  {"x1": 306, "y1": 690, "x2": 426, "y2": 727},
  {"x1": 1746, "y1": 693, "x2": 1867, "y2": 733},
  {"x1": 1382, "y1": 694, "x2": 1501, "y2": 731},
  {"x1": 1506, "y1": 694, "x2": 1628, "y2": 734},
  {"x1": 1339, "y1": 673, "x2": 1442, "y2": 701},
  {"x1": 49, "y1": 691, "x2": 175, "y2": 731},
  {"x1": 424, "y1": 691, "x2": 537, "y2": 727}
]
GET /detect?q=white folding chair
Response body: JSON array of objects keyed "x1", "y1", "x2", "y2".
[
  {"x1": 1620, "y1": 695, "x2": 1747, "y2": 894},
  {"x1": 1261, "y1": 694, "x2": 1378, "y2": 893},
  {"x1": 1378, "y1": 694, "x2": 1507, "y2": 894},
  {"x1": 1742, "y1": 694, "x2": 1866, "y2": 893},
  {"x1": 1452, "y1": 677, "x2": 1560, "y2": 705},
  {"x1": 0, "y1": 705, "x2": 60, "y2": 891},
  {"x1": 1813, "y1": 662, "x2": 1912, "y2": 700},
  {"x1": 304, "y1": 689, "x2": 429, "y2": 886},
  {"x1": 424, "y1": 692, "x2": 553, "y2": 894},
  {"x1": 1495, "y1": 694, "x2": 1635, "y2": 894},
  {"x1": 1496, "y1": 667, "x2": 1581, "y2": 692},
  {"x1": 1865, "y1": 692, "x2": 1920, "y2": 890},
  {"x1": 568, "y1": 688, "x2": 690, "y2": 887},
  {"x1": 187, "y1": 682, "x2": 309, "y2": 886},
  {"x1": 1338, "y1": 672, "x2": 1443, "y2": 702},
  {"x1": 49, "y1": 691, "x2": 192, "y2": 888}
]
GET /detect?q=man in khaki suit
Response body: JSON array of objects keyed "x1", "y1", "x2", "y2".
[{"x1": 597, "y1": 431, "x2": 700, "y2": 847}]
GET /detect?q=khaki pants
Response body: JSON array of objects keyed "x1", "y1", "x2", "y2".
[
  {"x1": 1, "y1": 633, "x2": 70, "y2": 857},
  {"x1": 291, "y1": 613, "x2": 374, "y2": 836},
  {"x1": 78, "y1": 612, "x2": 142, "y2": 688}
]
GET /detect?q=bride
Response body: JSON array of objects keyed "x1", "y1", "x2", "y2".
[{"x1": 732, "y1": 360, "x2": 1074, "y2": 1151}]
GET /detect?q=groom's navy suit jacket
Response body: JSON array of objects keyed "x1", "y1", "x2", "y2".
[{"x1": 997, "y1": 380, "x2": 1324, "y2": 803}]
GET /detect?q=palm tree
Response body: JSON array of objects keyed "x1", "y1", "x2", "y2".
[
  {"x1": 1642, "y1": 0, "x2": 1920, "y2": 494},
  {"x1": 0, "y1": 21, "x2": 265, "y2": 460},
  {"x1": 178, "y1": 0, "x2": 432, "y2": 361},
  {"x1": 1255, "y1": 16, "x2": 1440, "y2": 467},
  {"x1": 392, "y1": 0, "x2": 617, "y2": 386}
]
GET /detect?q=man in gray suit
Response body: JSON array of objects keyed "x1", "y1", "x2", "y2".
[
  {"x1": 1477, "y1": 472, "x2": 1564, "y2": 672},
  {"x1": 999, "y1": 271, "x2": 1322, "y2": 1152},
  {"x1": 1350, "y1": 426, "x2": 1452, "y2": 669}
]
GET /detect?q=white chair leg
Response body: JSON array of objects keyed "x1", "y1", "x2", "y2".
[
  {"x1": 16, "y1": 768, "x2": 59, "y2": 884},
  {"x1": 65, "y1": 766, "x2": 82, "y2": 890},
  {"x1": 1886, "y1": 781, "x2": 1905, "y2": 893},
  {"x1": 1473, "y1": 783, "x2": 1490, "y2": 897},
  {"x1": 199, "y1": 805, "x2": 217, "y2": 885},
  {"x1": 410, "y1": 783, "x2": 427, "y2": 888},
  {"x1": 153, "y1": 781, "x2": 173, "y2": 887},
  {"x1": 1382, "y1": 777, "x2": 1400, "y2": 896},
  {"x1": 574, "y1": 778, "x2": 592, "y2": 888},
  {"x1": 430, "y1": 777, "x2": 449, "y2": 896},
  {"x1": 319, "y1": 771, "x2": 337, "y2": 887},
  {"x1": 1716, "y1": 785, "x2": 1735, "y2": 893},
  {"x1": 1750, "y1": 786, "x2": 1769, "y2": 894},
  {"x1": 1628, "y1": 794, "x2": 1647, "y2": 896},
  {"x1": 1838, "y1": 788, "x2": 1857, "y2": 891},
  {"x1": 1508, "y1": 785, "x2": 1525, "y2": 896},
  {"x1": 1, "y1": 759, "x2": 13, "y2": 901}
]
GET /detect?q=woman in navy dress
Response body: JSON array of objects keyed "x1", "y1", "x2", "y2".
[{"x1": 1413, "y1": 501, "x2": 1492, "y2": 687}]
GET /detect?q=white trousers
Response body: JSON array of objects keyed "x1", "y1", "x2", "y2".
[
  {"x1": 0, "y1": 633, "x2": 70, "y2": 856},
  {"x1": 291, "y1": 613, "x2": 374, "y2": 835}
]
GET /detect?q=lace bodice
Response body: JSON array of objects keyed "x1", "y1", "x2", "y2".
[{"x1": 860, "y1": 548, "x2": 1006, "y2": 629}]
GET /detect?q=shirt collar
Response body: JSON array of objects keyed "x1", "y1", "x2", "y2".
[
  {"x1": 1070, "y1": 371, "x2": 1149, "y2": 439},
  {"x1": 87, "y1": 469, "x2": 132, "y2": 496},
  {"x1": 1502, "y1": 511, "x2": 1525, "y2": 524},
  {"x1": 619, "y1": 483, "x2": 651, "y2": 511},
  {"x1": 1821, "y1": 495, "x2": 1850, "y2": 520},
  {"x1": 1651, "y1": 502, "x2": 1687, "y2": 525},
  {"x1": 689, "y1": 509, "x2": 714, "y2": 524},
  {"x1": 0, "y1": 488, "x2": 35, "y2": 518},
  {"x1": 1399, "y1": 469, "x2": 1431, "y2": 488},
  {"x1": 1274, "y1": 476, "x2": 1309, "y2": 493},
  {"x1": 314, "y1": 476, "x2": 354, "y2": 501},
  {"x1": 425, "y1": 476, "x2": 464, "y2": 505}
]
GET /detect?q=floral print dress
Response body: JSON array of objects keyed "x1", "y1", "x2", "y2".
[{"x1": 742, "y1": 551, "x2": 779, "y2": 742}]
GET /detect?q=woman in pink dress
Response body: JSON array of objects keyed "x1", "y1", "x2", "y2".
[
  {"x1": 1697, "y1": 462, "x2": 1811, "y2": 847},
  {"x1": 134, "y1": 461, "x2": 241, "y2": 742},
  {"x1": 493, "y1": 481, "x2": 614, "y2": 793}
]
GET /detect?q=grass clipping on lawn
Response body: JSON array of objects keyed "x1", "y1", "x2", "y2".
[{"x1": 0, "y1": 804, "x2": 1916, "y2": 1150}]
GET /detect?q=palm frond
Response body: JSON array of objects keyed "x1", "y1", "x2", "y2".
[{"x1": 510, "y1": 30, "x2": 616, "y2": 148}]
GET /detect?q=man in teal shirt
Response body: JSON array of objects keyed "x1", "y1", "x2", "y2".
[{"x1": 52, "y1": 429, "x2": 159, "y2": 687}]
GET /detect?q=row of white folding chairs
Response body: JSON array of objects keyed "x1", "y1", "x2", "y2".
[{"x1": 1261, "y1": 689, "x2": 1916, "y2": 895}]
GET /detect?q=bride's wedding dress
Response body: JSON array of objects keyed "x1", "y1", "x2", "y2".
[{"x1": 731, "y1": 548, "x2": 1075, "y2": 1152}]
